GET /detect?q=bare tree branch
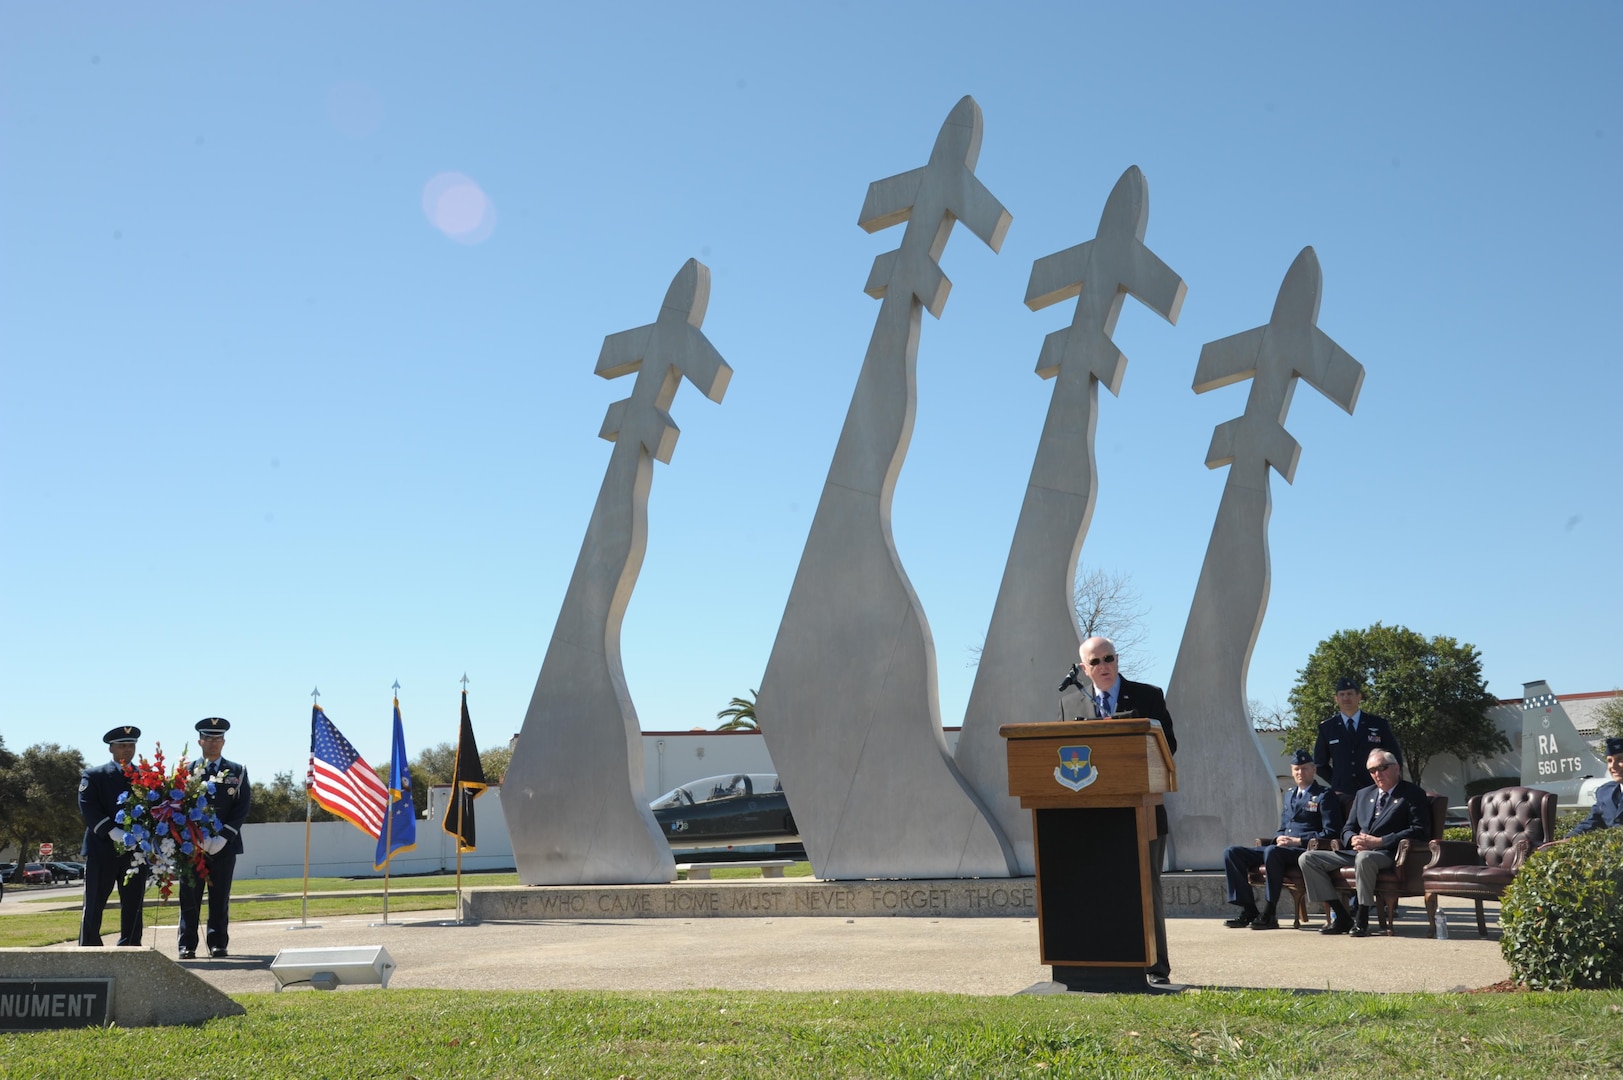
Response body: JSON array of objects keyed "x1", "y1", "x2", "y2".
[{"x1": 966, "y1": 565, "x2": 1152, "y2": 672}]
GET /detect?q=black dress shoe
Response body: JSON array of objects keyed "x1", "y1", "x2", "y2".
[
  {"x1": 1250, "y1": 913, "x2": 1280, "y2": 930},
  {"x1": 1223, "y1": 912, "x2": 1260, "y2": 928},
  {"x1": 209, "y1": 947, "x2": 229, "y2": 958},
  {"x1": 1320, "y1": 918, "x2": 1352, "y2": 935},
  {"x1": 177, "y1": 948, "x2": 196, "y2": 959},
  {"x1": 1146, "y1": 972, "x2": 1171, "y2": 986}
]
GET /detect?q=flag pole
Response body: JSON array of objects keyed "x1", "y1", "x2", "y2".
[
  {"x1": 374, "y1": 681, "x2": 400, "y2": 927},
  {"x1": 454, "y1": 673, "x2": 469, "y2": 923},
  {"x1": 290, "y1": 688, "x2": 323, "y2": 931}
]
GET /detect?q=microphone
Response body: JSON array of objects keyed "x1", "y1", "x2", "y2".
[{"x1": 1057, "y1": 663, "x2": 1083, "y2": 693}]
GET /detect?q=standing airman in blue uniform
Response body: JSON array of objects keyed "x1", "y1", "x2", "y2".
[
  {"x1": 77, "y1": 726, "x2": 149, "y2": 946},
  {"x1": 177, "y1": 717, "x2": 251, "y2": 959},
  {"x1": 1314, "y1": 677, "x2": 1403, "y2": 797}
]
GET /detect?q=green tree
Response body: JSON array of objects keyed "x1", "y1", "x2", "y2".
[
  {"x1": 247, "y1": 770, "x2": 334, "y2": 823},
  {"x1": 376, "y1": 742, "x2": 509, "y2": 817},
  {"x1": 479, "y1": 745, "x2": 511, "y2": 784},
  {"x1": 0, "y1": 741, "x2": 88, "y2": 861},
  {"x1": 1286, "y1": 623, "x2": 1509, "y2": 785},
  {"x1": 716, "y1": 690, "x2": 759, "y2": 731},
  {"x1": 1595, "y1": 690, "x2": 1623, "y2": 740}
]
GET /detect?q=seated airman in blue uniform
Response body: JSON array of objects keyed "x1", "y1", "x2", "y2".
[
  {"x1": 1567, "y1": 736, "x2": 1623, "y2": 837},
  {"x1": 1221, "y1": 747, "x2": 1344, "y2": 929}
]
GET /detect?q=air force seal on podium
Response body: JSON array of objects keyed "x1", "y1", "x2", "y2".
[{"x1": 1054, "y1": 744, "x2": 1097, "y2": 792}]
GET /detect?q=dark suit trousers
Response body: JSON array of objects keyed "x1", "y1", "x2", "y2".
[
  {"x1": 80, "y1": 852, "x2": 147, "y2": 946},
  {"x1": 1223, "y1": 843, "x2": 1306, "y2": 906},
  {"x1": 177, "y1": 852, "x2": 237, "y2": 952}
]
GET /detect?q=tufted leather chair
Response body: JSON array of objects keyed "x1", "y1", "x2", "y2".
[{"x1": 1422, "y1": 786, "x2": 1557, "y2": 938}]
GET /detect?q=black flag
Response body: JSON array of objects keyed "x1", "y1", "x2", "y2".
[{"x1": 441, "y1": 690, "x2": 488, "y2": 851}]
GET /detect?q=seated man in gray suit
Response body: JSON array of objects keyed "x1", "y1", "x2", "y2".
[{"x1": 1297, "y1": 748, "x2": 1430, "y2": 937}]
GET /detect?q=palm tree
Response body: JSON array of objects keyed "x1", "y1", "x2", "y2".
[{"x1": 716, "y1": 689, "x2": 759, "y2": 731}]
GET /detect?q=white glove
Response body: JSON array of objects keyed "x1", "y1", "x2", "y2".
[
  {"x1": 204, "y1": 835, "x2": 228, "y2": 855},
  {"x1": 109, "y1": 827, "x2": 128, "y2": 845}
]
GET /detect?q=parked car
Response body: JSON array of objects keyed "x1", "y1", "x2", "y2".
[
  {"x1": 0, "y1": 863, "x2": 15, "y2": 883},
  {"x1": 650, "y1": 773, "x2": 798, "y2": 850},
  {"x1": 21, "y1": 863, "x2": 53, "y2": 885},
  {"x1": 45, "y1": 861, "x2": 85, "y2": 882}
]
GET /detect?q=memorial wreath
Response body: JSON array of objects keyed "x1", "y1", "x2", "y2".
[{"x1": 113, "y1": 742, "x2": 226, "y2": 899}]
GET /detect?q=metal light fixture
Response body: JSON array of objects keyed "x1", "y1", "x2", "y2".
[{"x1": 269, "y1": 946, "x2": 396, "y2": 991}]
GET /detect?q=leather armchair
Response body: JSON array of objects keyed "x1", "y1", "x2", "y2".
[{"x1": 1422, "y1": 786, "x2": 1556, "y2": 938}]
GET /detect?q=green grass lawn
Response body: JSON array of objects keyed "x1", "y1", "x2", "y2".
[
  {"x1": 0, "y1": 864, "x2": 813, "y2": 948},
  {"x1": 3, "y1": 986, "x2": 1621, "y2": 1078}
]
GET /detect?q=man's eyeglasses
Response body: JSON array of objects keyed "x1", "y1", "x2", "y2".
[
  {"x1": 1086, "y1": 654, "x2": 1116, "y2": 667},
  {"x1": 1369, "y1": 763, "x2": 1397, "y2": 773}
]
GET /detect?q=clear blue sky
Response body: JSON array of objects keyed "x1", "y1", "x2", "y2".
[{"x1": 3, "y1": 4, "x2": 1618, "y2": 786}]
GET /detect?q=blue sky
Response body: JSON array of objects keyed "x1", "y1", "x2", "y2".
[{"x1": 3, "y1": 4, "x2": 1619, "y2": 787}]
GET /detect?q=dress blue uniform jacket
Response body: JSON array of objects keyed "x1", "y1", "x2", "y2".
[
  {"x1": 1273, "y1": 779, "x2": 1344, "y2": 843},
  {"x1": 1341, "y1": 779, "x2": 1431, "y2": 849},
  {"x1": 79, "y1": 760, "x2": 132, "y2": 856},
  {"x1": 1314, "y1": 711, "x2": 1403, "y2": 797},
  {"x1": 199, "y1": 757, "x2": 251, "y2": 855},
  {"x1": 1567, "y1": 781, "x2": 1623, "y2": 837}
]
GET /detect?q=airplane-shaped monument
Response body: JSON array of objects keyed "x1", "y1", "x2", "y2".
[
  {"x1": 1163, "y1": 246, "x2": 1364, "y2": 869},
  {"x1": 756, "y1": 96, "x2": 1017, "y2": 879},
  {"x1": 504, "y1": 259, "x2": 731, "y2": 885},
  {"x1": 954, "y1": 165, "x2": 1186, "y2": 874}
]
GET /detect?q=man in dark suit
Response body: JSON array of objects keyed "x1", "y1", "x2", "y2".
[
  {"x1": 1567, "y1": 736, "x2": 1623, "y2": 837},
  {"x1": 177, "y1": 717, "x2": 252, "y2": 959},
  {"x1": 78, "y1": 725, "x2": 149, "y2": 946},
  {"x1": 1313, "y1": 676, "x2": 1402, "y2": 798},
  {"x1": 1080, "y1": 636, "x2": 1177, "y2": 985},
  {"x1": 1297, "y1": 748, "x2": 1430, "y2": 937},
  {"x1": 1220, "y1": 747, "x2": 1344, "y2": 929}
]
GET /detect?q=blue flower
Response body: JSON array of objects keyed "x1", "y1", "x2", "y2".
[
  {"x1": 188, "y1": 806, "x2": 204, "y2": 821},
  {"x1": 147, "y1": 790, "x2": 161, "y2": 802},
  {"x1": 155, "y1": 821, "x2": 170, "y2": 836},
  {"x1": 205, "y1": 781, "x2": 216, "y2": 795},
  {"x1": 170, "y1": 788, "x2": 186, "y2": 801},
  {"x1": 117, "y1": 792, "x2": 129, "y2": 805},
  {"x1": 180, "y1": 841, "x2": 194, "y2": 855}
]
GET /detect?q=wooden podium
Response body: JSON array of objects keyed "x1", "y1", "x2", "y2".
[{"x1": 999, "y1": 719, "x2": 1177, "y2": 992}]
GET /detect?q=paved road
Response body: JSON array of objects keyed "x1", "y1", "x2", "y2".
[{"x1": 26, "y1": 892, "x2": 1512, "y2": 996}]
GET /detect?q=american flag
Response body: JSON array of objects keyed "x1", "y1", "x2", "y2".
[{"x1": 309, "y1": 705, "x2": 388, "y2": 838}]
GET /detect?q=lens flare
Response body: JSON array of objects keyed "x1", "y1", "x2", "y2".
[{"x1": 421, "y1": 171, "x2": 496, "y2": 245}]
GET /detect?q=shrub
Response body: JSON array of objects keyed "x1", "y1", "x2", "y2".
[
  {"x1": 1555, "y1": 807, "x2": 1588, "y2": 836},
  {"x1": 1464, "y1": 775, "x2": 1519, "y2": 800},
  {"x1": 1500, "y1": 827, "x2": 1623, "y2": 989}
]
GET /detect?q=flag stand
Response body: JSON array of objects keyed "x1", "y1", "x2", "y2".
[
  {"x1": 370, "y1": 684, "x2": 413, "y2": 927},
  {"x1": 415, "y1": 677, "x2": 485, "y2": 928},
  {"x1": 289, "y1": 692, "x2": 323, "y2": 931}
]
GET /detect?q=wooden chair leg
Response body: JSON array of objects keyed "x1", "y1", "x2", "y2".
[
  {"x1": 1475, "y1": 899, "x2": 1488, "y2": 938},
  {"x1": 1425, "y1": 893, "x2": 1440, "y2": 938}
]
